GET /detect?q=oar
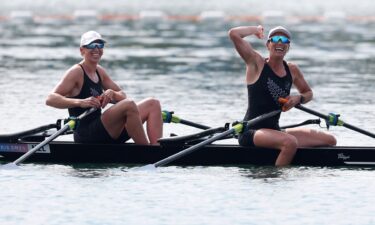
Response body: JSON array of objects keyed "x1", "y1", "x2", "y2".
[
  {"x1": 138, "y1": 110, "x2": 281, "y2": 170},
  {"x1": 0, "y1": 123, "x2": 59, "y2": 142},
  {"x1": 280, "y1": 119, "x2": 321, "y2": 129},
  {"x1": 2, "y1": 108, "x2": 97, "y2": 168},
  {"x1": 279, "y1": 98, "x2": 375, "y2": 138},
  {"x1": 158, "y1": 126, "x2": 227, "y2": 145},
  {"x1": 162, "y1": 111, "x2": 210, "y2": 130}
]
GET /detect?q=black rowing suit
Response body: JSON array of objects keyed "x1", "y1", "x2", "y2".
[
  {"x1": 238, "y1": 60, "x2": 292, "y2": 146},
  {"x1": 68, "y1": 64, "x2": 129, "y2": 143}
]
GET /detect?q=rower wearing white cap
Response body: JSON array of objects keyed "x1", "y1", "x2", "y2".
[
  {"x1": 228, "y1": 25, "x2": 336, "y2": 166},
  {"x1": 46, "y1": 30, "x2": 163, "y2": 145}
]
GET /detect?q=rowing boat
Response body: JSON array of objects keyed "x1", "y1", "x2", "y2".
[
  {"x1": 1, "y1": 109, "x2": 375, "y2": 168},
  {"x1": 1, "y1": 139, "x2": 375, "y2": 167}
]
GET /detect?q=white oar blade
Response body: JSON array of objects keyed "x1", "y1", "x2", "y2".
[
  {"x1": 132, "y1": 164, "x2": 157, "y2": 172},
  {"x1": 1, "y1": 162, "x2": 19, "y2": 170}
]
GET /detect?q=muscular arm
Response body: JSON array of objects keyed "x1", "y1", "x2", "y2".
[
  {"x1": 46, "y1": 66, "x2": 101, "y2": 109},
  {"x1": 228, "y1": 25, "x2": 265, "y2": 84},
  {"x1": 281, "y1": 62, "x2": 313, "y2": 111},
  {"x1": 289, "y1": 63, "x2": 313, "y2": 103}
]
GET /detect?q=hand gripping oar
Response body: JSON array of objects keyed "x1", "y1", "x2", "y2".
[
  {"x1": 279, "y1": 98, "x2": 375, "y2": 138},
  {"x1": 162, "y1": 111, "x2": 210, "y2": 130},
  {"x1": 2, "y1": 108, "x2": 97, "y2": 168},
  {"x1": 138, "y1": 110, "x2": 281, "y2": 170}
]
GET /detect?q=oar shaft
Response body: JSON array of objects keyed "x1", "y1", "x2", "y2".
[
  {"x1": 281, "y1": 119, "x2": 321, "y2": 129},
  {"x1": 13, "y1": 125, "x2": 70, "y2": 165},
  {"x1": 295, "y1": 104, "x2": 328, "y2": 120},
  {"x1": 0, "y1": 123, "x2": 58, "y2": 142},
  {"x1": 342, "y1": 123, "x2": 375, "y2": 138},
  {"x1": 154, "y1": 109, "x2": 281, "y2": 167},
  {"x1": 155, "y1": 128, "x2": 235, "y2": 167},
  {"x1": 12, "y1": 108, "x2": 97, "y2": 165},
  {"x1": 179, "y1": 119, "x2": 211, "y2": 130},
  {"x1": 162, "y1": 111, "x2": 211, "y2": 130},
  {"x1": 296, "y1": 104, "x2": 375, "y2": 138},
  {"x1": 158, "y1": 126, "x2": 226, "y2": 144}
]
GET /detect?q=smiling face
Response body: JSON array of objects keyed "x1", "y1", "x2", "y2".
[
  {"x1": 266, "y1": 32, "x2": 290, "y2": 58},
  {"x1": 80, "y1": 40, "x2": 104, "y2": 63}
]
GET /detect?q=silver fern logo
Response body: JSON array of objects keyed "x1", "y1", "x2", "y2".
[
  {"x1": 90, "y1": 88, "x2": 100, "y2": 97},
  {"x1": 267, "y1": 78, "x2": 288, "y2": 106}
]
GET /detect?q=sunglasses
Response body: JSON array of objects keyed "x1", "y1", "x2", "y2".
[
  {"x1": 269, "y1": 36, "x2": 290, "y2": 44},
  {"x1": 84, "y1": 42, "x2": 105, "y2": 49}
]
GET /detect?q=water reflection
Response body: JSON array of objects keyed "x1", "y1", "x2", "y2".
[
  {"x1": 239, "y1": 166, "x2": 284, "y2": 180},
  {"x1": 68, "y1": 164, "x2": 123, "y2": 178}
]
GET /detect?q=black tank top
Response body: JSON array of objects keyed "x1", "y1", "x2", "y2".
[
  {"x1": 243, "y1": 60, "x2": 292, "y2": 129},
  {"x1": 68, "y1": 64, "x2": 103, "y2": 124}
]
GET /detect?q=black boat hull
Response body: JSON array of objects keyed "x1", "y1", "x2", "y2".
[{"x1": 1, "y1": 141, "x2": 375, "y2": 167}]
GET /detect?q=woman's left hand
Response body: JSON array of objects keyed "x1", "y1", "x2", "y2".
[
  {"x1": 279, "y1": 95, "x2": 301, "y2": 111},
  {"x1": 100, "y1": 89, "x2": 114, "y2": 108}
]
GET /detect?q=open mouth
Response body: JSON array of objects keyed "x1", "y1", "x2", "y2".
[
  {"x1": 91, "y1": 52, "x2": 101, "y2": 58},
  {"x1": 275, "y1": 47, "x2": 285, "y2": 52}
]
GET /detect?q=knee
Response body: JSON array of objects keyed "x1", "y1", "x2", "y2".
[
  {"x1": 326, "y1": 135, "x2": 337, "y2": 146},
  {"x1": 119, "y1": 99, "x2": 139, "y2": 114},
  {"x1": 281, "y1": 136, "x2": 298, "y2": 152},
  {"x1": 145, "y1": 97, "x2": 161, "y2": 110}
]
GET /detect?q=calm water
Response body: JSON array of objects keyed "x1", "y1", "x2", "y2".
[{"x1": 1, "y1": 1, "x2": 375, "y2": 225}]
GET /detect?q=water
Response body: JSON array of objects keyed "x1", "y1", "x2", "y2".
[
  {"x1": 1, "y1": 165, "x2": 375, "y2": 225},
  {"x1": 1, "y1": 1, "x2": 375, "y2": 225}
]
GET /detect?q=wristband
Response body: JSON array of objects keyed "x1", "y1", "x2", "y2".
[{"x1": 299, "y1": 95, "x2": 305, "y2": 104}]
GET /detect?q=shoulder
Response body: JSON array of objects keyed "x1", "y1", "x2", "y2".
[
  {"x1": 286, "y1": 61, "x2": 303, "y2": 79},
  {"x1": 96, "y1": 64, "x2": 114, "y2": 84},
  {"x1": 96, "y1": 64, "x2": 109, "y2": 79},
  {"x1": 63, "y1": 64, "x2": 84, "y2": 81},
  {"x1": 286, "y1": 61, "x2": 300, "y2": 72}
]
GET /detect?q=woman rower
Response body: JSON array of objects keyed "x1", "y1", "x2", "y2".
[
  {"x1": 46, "y1": 31, "x2": 163, "y2": 145},
  {"x1": 228, "y1": 25, "x2": 336, "y2": 166}
]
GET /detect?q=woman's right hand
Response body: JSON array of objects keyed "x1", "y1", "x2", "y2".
[
  {"x1": 255, "y1": 25, "x2": 264, "y2": 39},
  {"x1": 79, "y1": 96, "x2": 102, "y2": 108}
]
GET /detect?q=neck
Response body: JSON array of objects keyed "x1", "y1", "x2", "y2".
[
  {"x1": 267, "y1": 57, "x2": 284, "y2": 68},
  {"x1": 80, "y1": 60, "x2": 98, "y2": 74}
]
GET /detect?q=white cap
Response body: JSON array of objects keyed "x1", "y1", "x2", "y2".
[
  {"x1": 267, "y1": 26, "x2": 292, "y2": 39},
  {"x1": 80, "y1": 31, "x2": 106, "y2": 47}
]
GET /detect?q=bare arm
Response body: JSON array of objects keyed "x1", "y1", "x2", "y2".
[
  {"x1": 46, "y1": 66, "x2": 101, "y2": 109},
  {"x1": 228, "y1": 25, "x2": 265, "y2": 83},
  {"x1": 282, "y1": 62, "x2": 313, "y2": 111}
]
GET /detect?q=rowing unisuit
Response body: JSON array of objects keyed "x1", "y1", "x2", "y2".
[{"x1": 239, "y1": 60, "x2": 292, "y2": 146}]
